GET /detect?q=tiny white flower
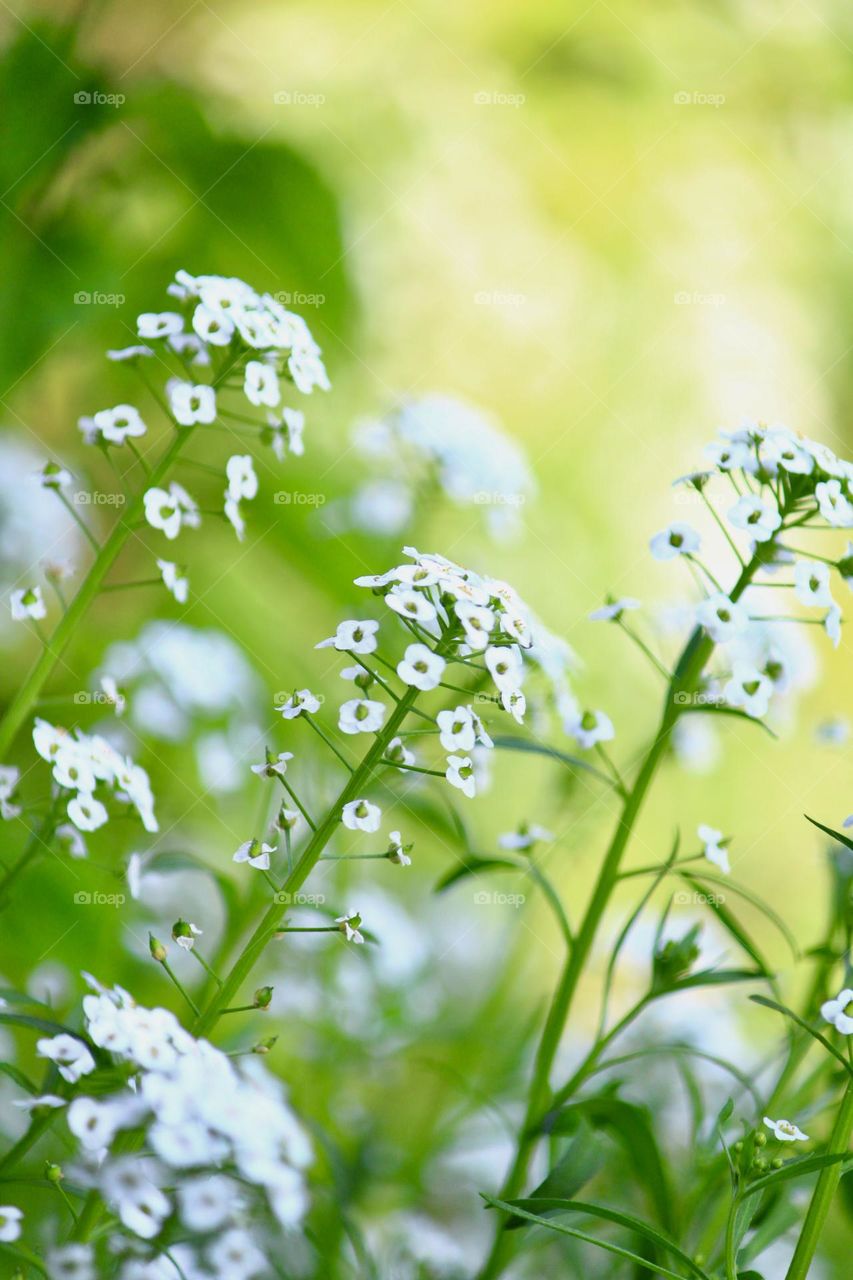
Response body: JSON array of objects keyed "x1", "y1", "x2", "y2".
[
  {"x1": 137, "y1": 311, "x2": 183, "y2": 340},
  {"x1": 794, "y1": 560, "x2": 833, "y2": 608},
  {"x1": 192, "y1": 303, "x2": 235, "y2": 346},
  {"x1": 387, "y1": 830, "x2": 411, "y2": 866},
  {"x1": 36, "y1": 1033, "x2": 95, "y2": 1083},
  {"x1": 67, "y1": 1096, "x2": 121, "y2": 1150},
  {"x1": 728, "y1": 494, "x2": 782, "y2": 543},
  {"x1": 0, "y1": 1205, "x2": 23, "y2": 1243},
  {"x1": 289, "y1": 348, "x2": 330, "y2": 395},
  {"x1": 92, "y1": 404, "x2": 146, "y2": 445},
  {"x1": 698, "y1": 823, "x2": 730, "y2": 874},
  {"x1": 10, "y1": 585, "x2": 46, "y2": 621},
  {"x1": 825, "y1": 602, "x2": 843, "y2": 648},
  {"x1": 278, "y1": 688, "x2": 322, "y2": 719},
  {"x1": 338, "y1": 698, "x2": 386, "y2": 735},
  {"x1": 56, "y1": 823, "x2": 86, "y2": 859},
  {"x1": 40, "y1": 461, "x2": 72, "y2": 490},
  {"x1": 484, "y1": 644, "x2": 524, "y2": 692},
  {"x1": 67, "y1": 792, "x2": 108, "y2": 832},
  {"x1": 386, "y1": 588, "x2": 437, "y2": 624},
  {"x1": 569, "y1": 709, "x2": 614, "y2": 750},
  {"x1": 335, "y1": 911, "x2": 364, "y2": 944},
  {"x1": 168, "y1": 380, "x2": 216, "y2": 426},
  {"x1": 316, "y1": 619, "x2": 379, "y2": 654},
  {"x1": 245, "y1": 360, "x2": 281, "y2": 407},
  {"x1": 157, "y1": 558, "x2": 189, "y2": 604},
  {"x1": 178, "y1": 1174, "x2": 234, "y2": 1232},
  {"x1": 143, "y1": 483, "x2": 200, "y2": 540},
  {"x1": 816, "y1": 479, "x2": 853, "y2": 528},
  {"x1": 500, "y1": 688, "x2": 527, "y2": 724},
  {"x1": 695, "y1": 593, "x2": 748, "y2": 644},
  {"x1": 224, "y1": 495, "x2": 246, "y2": 541},
  {"x1": 821, "y1": 987, "x2": 853, "y2": 1034},
  {"x1": 385, "y1": 736, "x2": 415, "y2": 769},
  {"x1": 650, "y1": 523, "x2": 701, "y2": 560},
  {"x1": 498, "y1": 824, "x2": 553, "y2": 850},
  {"x1": 173, "y1": 920, "x2": 202, "y2": 951},
  {"x1": 446, "y1": 754, "x2": 476, "y2": 798},
  {"x1": 11, "y1": 1094, "x2": 66, "y2": 1111},
  {"x1": 226, "y1": 454, "x2": 259, "y2": 501},
  {"x1": 233, "y1": 838, "x2": 275, "y2": 871},
  {"x1": 342, "y1": 799, "x2": 381, "y2": 832},
  {"x1": 100, "y1": 675, "x2": 126, "y2": 716},
  {"x1": 724, "y1": 663, "x2": 773, "y2": 719},
  {"x1": 589, "y1": 597, "x2": 641, "y2": 622},
  {"x1": 455, "y1": 601, "x2": 495, "y2": 650},
  {"x1": 437, "y1": 705, "x2": 476, "y2": 752},
  {"x1": 46, "y1": 1244, "x2": 95, "y2": 1280},
  {"x1": 705, "y1": 439, "x2": 752, "y2": 472},
  {"x1": 251, "y1": 752, "x2": 293, "y2": 778},
  {"x1": 763, "y1": 1116, "x2": 808, "y2": 1142},
  {"x1": 397, "y1": 643, "x2": 445, "y2": 690}
]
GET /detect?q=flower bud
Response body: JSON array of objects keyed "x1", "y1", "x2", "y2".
[
  {"x1": 253, "y1": 1035, "x2": 278, "y2": 1055},
  {"x1": 253, "y1": 986, "x2": 273, "y2": 1009},
  {"x1": 44, "y1": 1161, "x2": 63, "y2": 1183},
  {"x1": 149, "y1": 933, "x2": 168, "y2": 963}
]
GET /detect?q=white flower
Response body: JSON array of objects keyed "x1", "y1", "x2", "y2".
[
  {"x1": 385, "y1": 736, "x2": 415, "y2": 769},
  {"x1": 226, "y1": 454, "x2": 259, "y2": 502},
  {"x1": 386, "y1": 588, "x2": 437, "y2": 625},
  {"x1": 705, "y1": 439, "x2": 752, "y2": 471},
  {"x1": 728, "y1": 494, "x2": 782, "y2": 543},
  {"x1": 245, "y1": 360, "x2": 281, "y2": 407},
  {"x1": 178, "y1": 1174, "x2": 234, "y2": 1232},
  {"x1": 816, "y1": 479, "x2": 853, "y2": 527},
  {"x1": 339, "y1": 698, "x2": 386, "y2": 735},
  {"x1": 342, "y1": 799, "x2": 381, "y2": 832},
  {"x1": 157, "y1": 558, "x2": 188, "y2": 604},
  {"x1": 93, "y1": 404, "x2": 146, "y2": 445},
  {"x1": 724, "y1": 663, "x2": 773, "y2": 719},
  {"x1": 192, "y1": 303, "x2": 235, "y2": 346},
  {"x1": 278, "y1": 688, "x2": 321, "y2": 719},
  {"x1": 0, "y1": 765, "x2": 19, "y2": 821},
  {"x1": 316, "y1": 619, "x2": 379, "y2": 654},
  {"x1": 40, "y1": 461, "x2": 72, "y2": 489},
  {"x1": 144, "y1": 483, "x2": 200, "y2": 540},
  {"x1": 794, "y1": 560, "x2": 833, "y2": 608},
  {"x1": 763, "y1": 1116, "x2": 808, "y2": 1142},
  {"x1": 446, "y1": 754, "x2": 476, "y2": 798},
  {"x1": 650, "y1": 523, "x2": 701, "y2": 560},
  {"x1": 387, "y1": 830, "x2": 411, "y2": 866},
  {"x1": 67, "y1": 1096, "x2": 122, "y2": 1150},
  {"x1": 437, "y1": 705, "x2": 475, "y2": 753},
  {"x1": 569, "y1": 709, "x2": 615, "y2": 749},
  {"x1": 695, "y1": 594, "x2": 748, "y2": 644},
  {"x1": 288, "y1": 348, "x2": 330, "y2": 395},
  {"x1": 698, "y1": 823, "x2": 730, "y2": 874},
  {"x1": 0, "y1": 1206, "x2": 23, "y2": 1243},
  {"x1": 484, "y1": 644, "x2": 524, "y2": 692},
  {"x1": 821, "y1": 987, "x2": 853, "y2": 1033},
  {"x1": 224, "y1": 495, "x2": 246, "y2": 541},
  {"x1": 335, "y1": 912, "x2": 365, "y2": 944},
  {"x1": 36, "y1": 1033, "x2": 95, "y2": 1083},
  {"x1": 455, "y1": 602, "x2": 495, "y2": 649},
  {"x1": 67, "y1": 792, "x2": 109, "y2": 832},
  {"x1": 589, "y1": 598, "x2": 641, "y2": 622},
  {"x1": 825, "y1": 602, "x2": 843, "y2": 648},
  {"x1": 10, "y1": 585, "x2": 46, "y2": 621},
  {"x1": 168, "y1": 380, "x2": 216, "y2": 426},
  {"x1": 233, "y1": 839, "x2": 275, "y2": 871},
  {"x1": 100, "y1": 675, "x2": 126, "y2": 716},
  {"x1": 173, "y1": 921, "x2": 203, "y2": 951},
  {"x1": 11, "y1": 1094, "x2": 66, "y2": 1111},
  {"x1": 45, "y1": 1245, "x2": 95, "y2": 1280},
  {"x1": 251, "y1": 751, "x2": 293, "y2": 778},
  {"x1": 397, "y1": 643, "x2": 445, "y2": 690},
  {"x1": 137, "y1": 311, "x2": 183, "y2": 339},
  {"x1": 498, "y1": 824, "x2": 553, "y2": 850},
  {"x1": 106, "y1": 1160, "x2": 171, "y2": 1238}
]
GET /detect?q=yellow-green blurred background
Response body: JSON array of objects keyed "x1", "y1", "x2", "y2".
[{"x1": 2, "y1": 0, "x2": 853, "y2": 1274}]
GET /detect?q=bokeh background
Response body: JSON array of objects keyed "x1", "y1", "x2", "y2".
[{"x1": 2, "y1": 1, "x2": 853, "y2": 1275}]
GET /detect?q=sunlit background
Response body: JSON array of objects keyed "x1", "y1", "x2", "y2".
[{"x1": 2, "y1": 1, "x2": 853, "y2": 1275}]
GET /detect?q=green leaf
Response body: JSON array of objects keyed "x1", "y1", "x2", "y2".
[
  {"x1": 681, "y1": 872, "x2": 799, "y2": 963},
  {"x1": 678, "y1": 876, "x2": 774, "y2": 975},
  {"x1": 491, "y1": 735, "x2": 614, "y2": 786},
  {"x1": 506, "y1": 1123, "x2": 606, "y2": 1229},
  {"x1": 434, "y1": 856, "x2": 520, "y2": 892},
  {"x1": 740, "y1": 1151, "x2": 853, "y2": 1198},
  {"x1": 750, "y1": 995, "x2": 853, "y2": 1079},
  {"x1": 483, "y1": 1196, "x2": 705, "y2": 1280},
  {"x1": 546, "y1": 1096, "x2": 675, "y2": 1230},
  {"x1": 805, "y1": 814, "x2": 853, "y2": 854},
  {"x1": 665, "y1": 967, "x2": 767, "y2": 993},
  {"x1": 681, "y1": 704, "x2": 777, "y2": 738},
  {"x1": 0, "y1": 1062, "x2": 39, "y2": 1094},
  {"x1": 0, "y1": 1011, "x2": 82, "y2": 1039}
]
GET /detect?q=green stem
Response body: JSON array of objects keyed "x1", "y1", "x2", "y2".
[
  {"x1": 785, "y1": 1077, "x2": 853, "y2": 1280},
  {"x1": 476, "y1": 549, "x2": 764, "y2": 1280},
  {"x1": 0, "y1": 426, "x2": 196, "y2": 760}
]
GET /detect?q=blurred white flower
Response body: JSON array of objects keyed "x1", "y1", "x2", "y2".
[{"x1": 342, "y1": 799, "x2": 381, "y2": 832}]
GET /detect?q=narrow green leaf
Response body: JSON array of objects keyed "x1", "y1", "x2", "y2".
[
  {"x1": 681, "y1": 704, "x2": 777, "y2": 738},
  {"x1": 434, "y1": 856, "x2": 520, "y2": 892},
  {"x1": 666, "y1": 967, "x2": 766, "y2": 993},
  {"x1": 506, "y1": 1123, "x2": 606, "y2": 1229},
  {"x1": 684, "y1": 872, "x2": 799, "y2": 962},
  {"x1": 740, "y1": 1151, "x2": 853, "y2": 1198},
  {"x1": 491, "y1": 735, "x2": 614, "y2": 786},
  {"x1": 805, "y1": 814, "x2": 853, "y2": 854},
  {"x1": 750, "y1": 996, "x2": 853, "y2": 1079},
  {"x1": 0, "y1": 1062, "x2": 39, "y2": 1094}
]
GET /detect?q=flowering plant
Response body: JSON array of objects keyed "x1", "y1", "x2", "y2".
[{"x1": 1, "y1": 280, "x2": 853, "y2": 1280}]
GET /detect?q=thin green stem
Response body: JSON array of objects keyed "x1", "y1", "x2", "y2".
[
  {"x1": 158, "y1": 958, "x2": 200, "y2": 1016},
  {"x1": 785, "y1": 1076, "x2": 853, "y2": 1279},
  {"x1": 56, "y1": 492, "x2": 100, "y2": 552},
  {"x1": 304, "y1": 716, "x2": 355, "y2": 772}
]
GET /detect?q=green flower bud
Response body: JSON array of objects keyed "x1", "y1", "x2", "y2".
[
  {"x1": 149, "y1": 933, "x2": 168, "y2": 963},
  {"x1": 254, "y1": 986, "x2": 273, "y2": 1009}
]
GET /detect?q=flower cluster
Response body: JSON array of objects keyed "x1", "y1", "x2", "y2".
[
  {"x1": 335, "y1": 395, "x2": 536, "y2": 542},
  {"x1": 35, "y1": 980, "x2": 311, "y2": 1278},
  {"x1": 32, "y1": 717, "x2": 157, "y2": 834}
]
